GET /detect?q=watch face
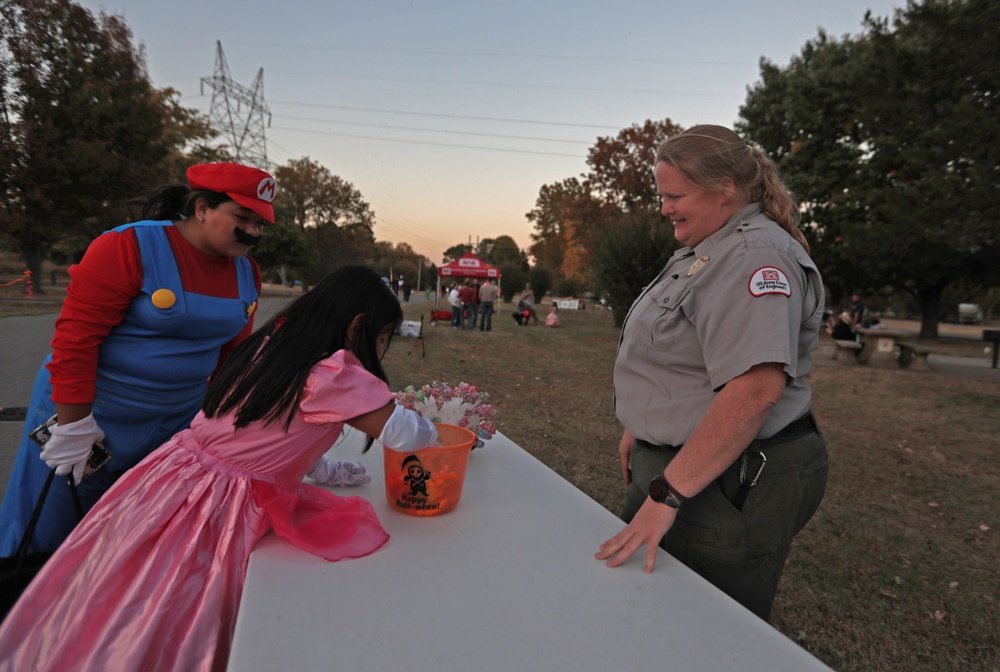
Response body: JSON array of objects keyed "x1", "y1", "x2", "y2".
[{"x1": 648, "y1": 476, "x2": 665, "y2": 502}]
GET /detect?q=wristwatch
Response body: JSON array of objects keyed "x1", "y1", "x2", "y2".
[{"x1": 648, "y1": 475, "x2": 686, "y2": 509}]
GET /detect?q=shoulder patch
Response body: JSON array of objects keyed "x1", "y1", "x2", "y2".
[{"x1": 748, "y1": 266, "x2": 791, "y2": 297}]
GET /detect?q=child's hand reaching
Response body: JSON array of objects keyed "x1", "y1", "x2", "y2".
[{"x1": 307, "y1": 456, "x2": 371, "y2": 486}]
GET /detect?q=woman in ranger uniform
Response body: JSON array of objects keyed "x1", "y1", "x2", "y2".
[
  {"x1": 597, "y1": 126, "x2": 829, "y2": 621},
  {"x1": 0, "y1": 162, "x2": 275, "y2": 554}
]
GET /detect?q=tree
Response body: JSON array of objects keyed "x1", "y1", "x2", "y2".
[
  {"x1": 157, "y1": 88, "x2": 230, "y2": 182},
  {"x1": 526, "y1": 178, "x2": 593, "y2": 278},
  {"x1": 274, "y1": 157, "x2": 375, "y2": 231},
  {"x1": 369, "y1": 240, "x2": 431, "y2": 290},
  {"x1": 273, "y1": 157, "x2": 377, "y2": 286},
  {"x1": 467, "y1": 235, "x2": 527, "y2": 301},
  {"x1": 591, "y1": 212, "x2": 678, "y2": 326},
  {"x1": 738, "y1": 0, "x2": 1000, "y2": 337},
  {"x1": 249, "y1": 193, "x2": 312, "y2": 286},
  {"x1": 442, "y1": 243, "x2": 472, "y2": 263},
  {"x1": 0, "y1": 0, "x2": 203, "y2": 290},
  {"x1": 585, "y1": 118, "x2": 684, "y2": 213},
  {"x1": 525, "y1": 119, "x2": 683, "y2": 295},
  {"x1": 478, "y1": 235, "x2": 527, "y2": 269}
]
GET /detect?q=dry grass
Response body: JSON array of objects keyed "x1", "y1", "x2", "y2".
[
  {"x1": 385, "y1": 302, "x2": 1000, "y2": 672},
  {"x1": 3, "y1": 283, "x2": 997, "y2": 670}
]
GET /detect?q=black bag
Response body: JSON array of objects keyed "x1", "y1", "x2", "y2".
[{"x1": 0, "y1": 469, "x2": 81, "y2": 621}]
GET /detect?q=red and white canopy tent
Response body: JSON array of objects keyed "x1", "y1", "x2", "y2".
[{"x1": 436, "y1": 252, "x2": 501, "y2": 307}]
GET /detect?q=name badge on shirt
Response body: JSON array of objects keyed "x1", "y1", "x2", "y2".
[{"x1": 687, "y1": 255, "x2": 710, "y2": 276}]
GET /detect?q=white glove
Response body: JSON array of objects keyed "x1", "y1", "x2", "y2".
[
  {"x1": 39, "y1": 414, "x2": 105, "y2": 484},
  {"x1": 307, "y1": 457, "x2": 371, "y2": 486},
  {"x1": 379, "y1": 404, "x2": 438, "y2": 451}
]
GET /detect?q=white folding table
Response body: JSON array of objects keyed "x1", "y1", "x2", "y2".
[{"x1": 229, "y1": 430, "x2": 832, "y2": 671}]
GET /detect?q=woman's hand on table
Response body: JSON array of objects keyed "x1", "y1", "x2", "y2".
[{"x1": 596, "y1": 498, "x2": 676, "y2": 573}]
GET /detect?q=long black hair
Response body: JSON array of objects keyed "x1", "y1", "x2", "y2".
[
  {"x1": 202, "y1": 266, "x2": 403, "y2": 435},
  {"x1": 125, "y1": 185, "x2": 232, "y2": 222}
]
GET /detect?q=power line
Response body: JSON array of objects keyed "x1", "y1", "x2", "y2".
[
  {"x1": 269, "y1": 100, "x2": 621, "y2": 130},
  {"x1": 238, "y1": 43, "x2": 750, "y2": 68},
  {"x1": 269, "y1": 69, "x2": 735, "y2": 99},
  {"x1": 269, "y1": 125, "x2": 586, "y2": 158},
  {"x1": 278, "y1": 114, "x2": 593, "y2": 144}
]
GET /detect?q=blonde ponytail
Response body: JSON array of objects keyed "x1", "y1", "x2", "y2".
[{"x1": 749, "y1": 147, "x2": 810, "y2": 254}]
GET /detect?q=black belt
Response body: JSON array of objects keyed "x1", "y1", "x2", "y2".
[
  {"x1": 756, "y1": 411, "x2": 819, "y2": 448},
  {"x1": 634, "y1": 411, "x2": 818, "y2": 454}
]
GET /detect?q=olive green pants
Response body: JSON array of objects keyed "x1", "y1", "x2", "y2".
[{"x1": 621, "y1": 418, "x2": 829, "y2": 620}]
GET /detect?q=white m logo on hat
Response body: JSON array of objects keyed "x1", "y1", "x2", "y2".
[{"x1": 257, "y1": 178, "x2": 276, "y2": 203}]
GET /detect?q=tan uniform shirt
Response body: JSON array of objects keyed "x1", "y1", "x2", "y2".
[
  {"x1": 614, "y1": 204, "x2": 824, "y2": 447},
  {"x1": 479, "y1": 282, "x2": 498, "y2": 302}
]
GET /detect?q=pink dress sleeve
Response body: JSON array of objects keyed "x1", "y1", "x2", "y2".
[{"x1": 298, "y1": 350, "x2": 395, "y2": 424}]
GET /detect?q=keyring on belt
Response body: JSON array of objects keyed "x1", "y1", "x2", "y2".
[
  {"x1": 732, "y1": 449, "x2": 767, "y2": 510},
  {"x1": 739, "y1": 449, "x2": 767, "y2": 488}
]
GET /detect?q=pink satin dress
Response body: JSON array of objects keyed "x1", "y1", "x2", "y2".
[{"x1": 0, "y1": 350, "x2": 393, "y2": 672}]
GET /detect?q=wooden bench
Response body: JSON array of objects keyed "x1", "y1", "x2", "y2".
[
  {"x1": 832, "y1": 339, "x2": 862, "y2": 364},
  {"x1": 897, "y1": 342, "x2": 933, "y2": 370}
]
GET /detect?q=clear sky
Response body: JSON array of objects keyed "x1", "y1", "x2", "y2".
[{"x1": 78, "y1": 0, "x2": 903, "y2": 264}]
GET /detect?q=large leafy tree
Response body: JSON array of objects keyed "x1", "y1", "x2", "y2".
[
  {"x1": 526, "y1": 119, "x2": 683, "y2": 298},
  {"x1": 0, "y1": 0, "x2": 204, "y2": 289},
  {"x1": 273, "y1": 156, "x2": 377, "y2": 285},
  {"x1": 526, "y1": 178, "x2": 604, "y2": 282},
  {"x1": 368, "y1": 240, "x2": 432, "y2": 290},
  {"x1": 274, "y1": 157, "x2": 375, "y2": 231},
  {"x1": 475, "y1": 235, "x2": 529, "y2": 300},
  {"x1": 585, "y1": 118, "x2": 684, "y2": 213},
  {"x1": 441, "y1": 243, "x2": 472, "y2": 263},
  {"x1": 739, "y1": 0, "x2": 1000, "y2": 337},
  {"x1": 592, "y1": 212, "x2": 677, "y2": 326}
]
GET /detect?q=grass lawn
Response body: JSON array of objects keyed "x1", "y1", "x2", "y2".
[
  {"x1": 386, "y1": 301, "x2": 999, "y2": 672},
  {"x1": 4, "y1": 288, "x2": 996, "y2": 670}
]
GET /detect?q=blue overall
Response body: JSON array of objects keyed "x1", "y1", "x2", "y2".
[{"x1": 0, "y1": 222, "x2": 257, "y2": 553}]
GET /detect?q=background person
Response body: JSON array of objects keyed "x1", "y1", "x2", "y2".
[
  {"x1": 0, "y1": 266, "x2": 439, "y2": 671},
  {"x1": 848, "y1": 291, "x2": 865, "y2": 329},
  {"x1": 827, "y1": 311, "x2": 855, "y2": 341},
  {"x1": 596, "y1": 125, "x2": 829, "y2": 621},
  {"x1": 478, "y1": 279, "x2": 497, "y2": 331},
  {"x1": 519, "y1": 283, "x2": 539, "y2": 325},
  {"x1": 545, "y1": 302, "x2": 560, "y2": 328},
  {"x1": 458, "y1": 279, "x2": 476, "y2": 330},
  {"x1": 469, "y1": 280, "x2": 481, "y2": 329},
  {"x1": 447, "y1": 282, "x2": 461, "y2": 328},
  {"x1": 0, "y1": 163, "x2": 274, "y2": 555}
]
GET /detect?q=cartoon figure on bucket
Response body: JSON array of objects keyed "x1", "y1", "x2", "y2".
[{"x1": 402, "y1": 455, "x2": 431, "y2": 497}]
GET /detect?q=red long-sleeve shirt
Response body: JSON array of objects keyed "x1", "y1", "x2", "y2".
[{"x1": 48, "y1": 226, "x2": 261, "y2": 404}]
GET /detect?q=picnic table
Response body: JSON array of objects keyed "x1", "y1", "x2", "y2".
[
  {"x1": 855, "y1": 327, "x2": 913, "y2": 368},
  {"x1": 228, "y1": 430, "x2": 832, "y2": 672}
]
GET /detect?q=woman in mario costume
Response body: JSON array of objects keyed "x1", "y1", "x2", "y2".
[
  {"x1": 596, "y1": 126, "x2": 829, "y2": 621},
  {"x1": 0, "y1": 162, "x2": 275, "y2": 555}
]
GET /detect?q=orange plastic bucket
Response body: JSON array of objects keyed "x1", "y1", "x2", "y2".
[{"x1": 383, "y1": 423, "x2": 476, "y2": 516}]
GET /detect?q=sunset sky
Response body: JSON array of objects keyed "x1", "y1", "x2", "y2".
[{"x1": 79, "y1": 0, "x2": 903, "y2": 264}]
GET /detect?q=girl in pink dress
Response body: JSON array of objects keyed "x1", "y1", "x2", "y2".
[{"x1": 0, "y1": 266, "x2": 439, "y2": 672}]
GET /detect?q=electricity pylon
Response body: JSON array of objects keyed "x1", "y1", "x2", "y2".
[{"x1": 200, "y1": 41, "x2": 271, "y2": 169}]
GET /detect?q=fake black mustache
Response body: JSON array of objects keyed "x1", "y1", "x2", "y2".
[{"x1": 234, "y1": 227, "x2": 261, "y2": 247}]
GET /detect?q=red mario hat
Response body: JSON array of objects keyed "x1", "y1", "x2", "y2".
[{"x1": 186, "y1": 162, "x2": 277, "y2": 223}]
